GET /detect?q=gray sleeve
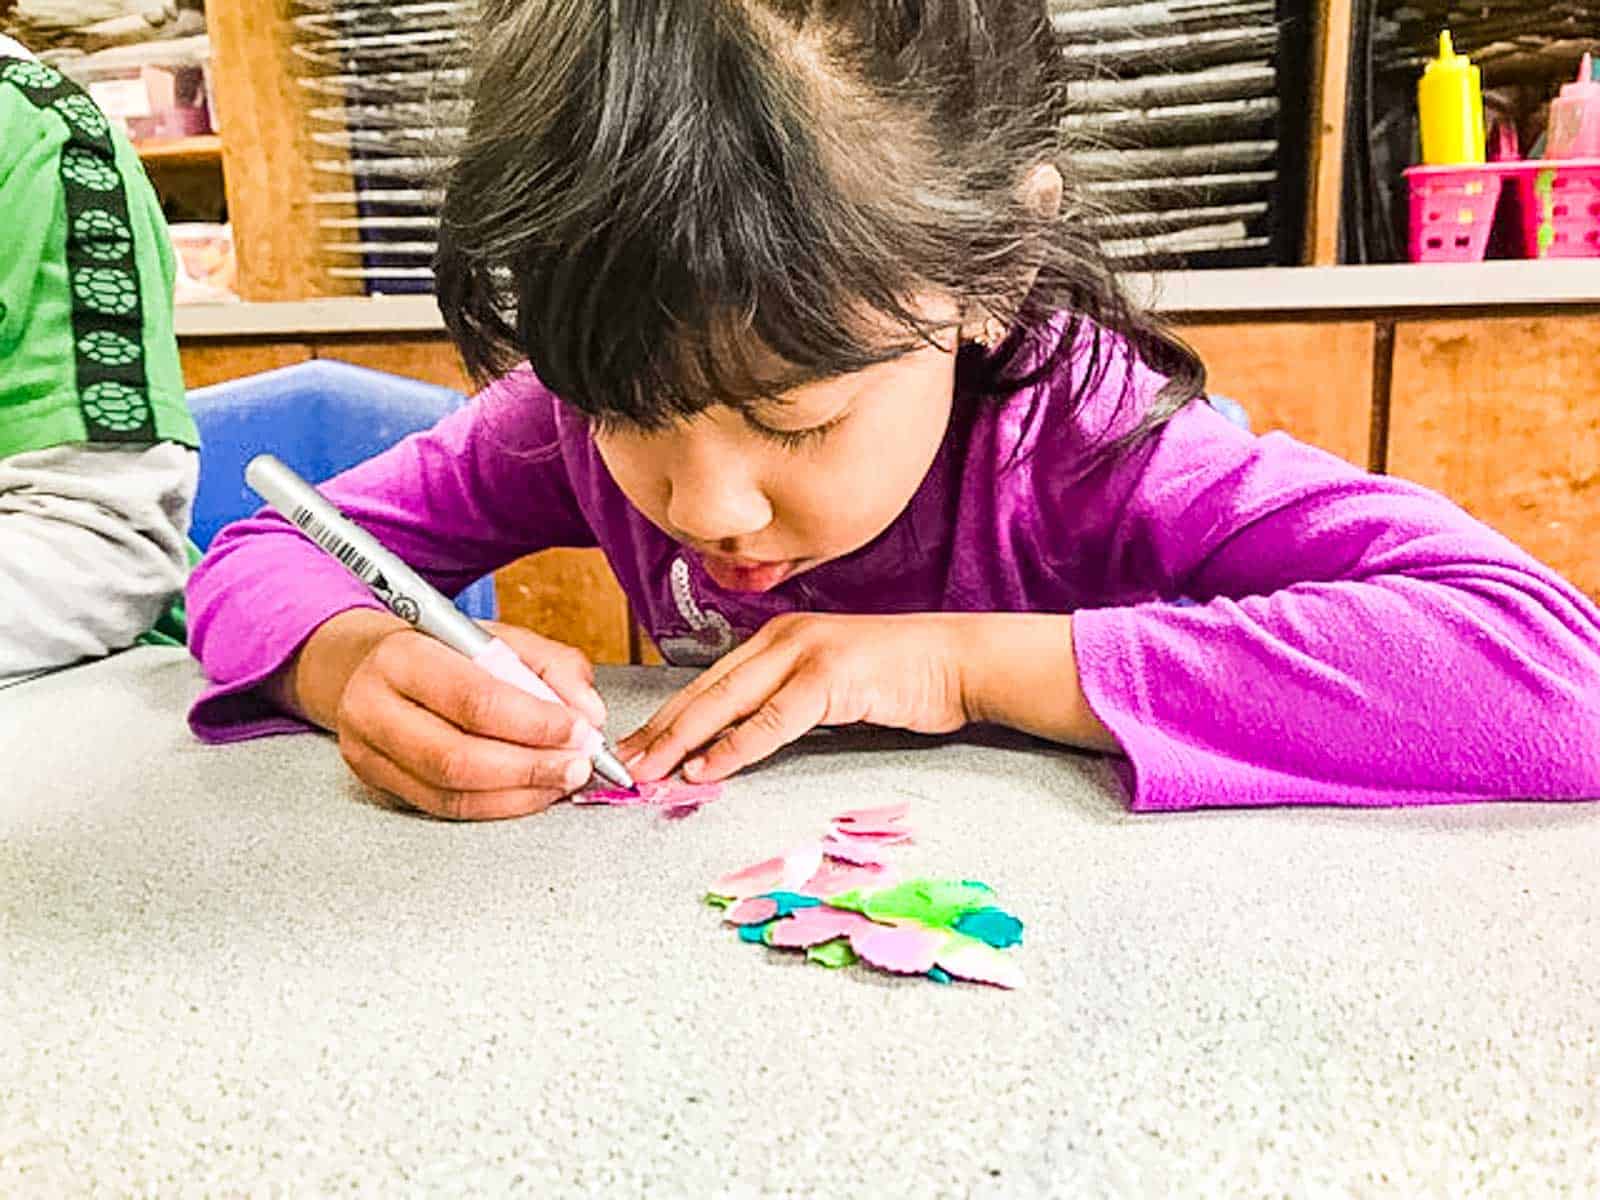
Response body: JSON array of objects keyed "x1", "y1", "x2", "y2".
[{"x1": 0, "y1": 442, "x2": 198, "y2": 681}]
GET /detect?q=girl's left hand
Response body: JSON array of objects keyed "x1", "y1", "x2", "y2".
[{"x1": 616, "y1": 613, "x2": 974, "y2": 783}]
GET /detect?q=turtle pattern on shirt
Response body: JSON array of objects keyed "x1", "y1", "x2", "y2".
[{"x1": 1, "y1": 55, "x2": 156, "y2": 441}]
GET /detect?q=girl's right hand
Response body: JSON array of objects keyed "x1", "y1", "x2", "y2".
[{"x1": 276, "y1": 609, "x2": 607, "y2": 821}]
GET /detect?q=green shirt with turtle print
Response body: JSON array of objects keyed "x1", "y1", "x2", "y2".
[{"x1": 0, "y1": 54, "x2": 198, "y2": 458}]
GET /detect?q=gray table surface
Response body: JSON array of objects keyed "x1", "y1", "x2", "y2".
[{"x1": 3, "y1": 647, "x2": 1598, "y2": 1198}]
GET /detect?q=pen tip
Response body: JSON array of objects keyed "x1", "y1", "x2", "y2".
[{"x1": 593, "y1": 746, "x2": 636, "y2": 791}]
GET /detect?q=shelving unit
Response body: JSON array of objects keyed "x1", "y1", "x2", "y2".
[
  {"x1": 197, "y1": 0, "x2": 1358, "y2": 297},
  {"x1": 137, "y1": 134, "x2": 224, "y2": 167}
]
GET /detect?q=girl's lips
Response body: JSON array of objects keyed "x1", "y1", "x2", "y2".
[{"x1": 697, "y1": 553, "x2": 804, "y2": 592}]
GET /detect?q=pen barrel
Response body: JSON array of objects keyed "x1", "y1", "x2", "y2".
[{"x1": 244, "y1": 454, "x2": 492, "y2": 657}]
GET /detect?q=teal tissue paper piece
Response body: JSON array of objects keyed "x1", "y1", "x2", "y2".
[
  {"x1": 738, "y1": 923, "x2": 771, "y2": 944},
  {"x1": 926, "y1": 966, "x2": 954, "y2": 984},
  {"x1": 759, "y1": 891, "x2": 824, "y2": 918},
  {"x1": 953, "y1": 906, "x2": 1025, "y2": 949}
]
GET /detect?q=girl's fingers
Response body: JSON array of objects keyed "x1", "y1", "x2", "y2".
[
  {"x1": 343, "y1": 736, "x2": 570, "y2": 822},
  {"x1": 616, "y1": 635, "x2": 771, "y2": 763},
  {"x1": 624, "y1": 649, "x2": 797, "y2": 780},
  {"x1": 488, "y1": 623, "x2": 608, "y2": 728},
  {"x1": 376, "y1": 635, "x2": 587, "y2": 749},
  {"x1": 684, "y1": 677, "x2": 829, "y2": 782},
  {"x1": 353, "y1": 681, "x2": 592, "y2": 795}
]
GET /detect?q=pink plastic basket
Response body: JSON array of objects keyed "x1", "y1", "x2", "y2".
[
  {"x1": 1406, "y1": 159, "x2": 1600, "y2": 262},
  {"x1": 1510, "y1": 159, "x2": 1600, "y2": 259},
  {"x1": 1406, "y1": 165, "x2": 1505, "y2": 262}
]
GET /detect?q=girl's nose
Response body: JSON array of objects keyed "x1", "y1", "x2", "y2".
[{"x1": 666, "y1": 467, "x2": 774, "y2": 545}]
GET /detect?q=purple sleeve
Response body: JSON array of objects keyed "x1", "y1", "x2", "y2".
[
  {"x1": 1064, "y1": 400, "x2": 1600, "y2": 810},
  {"x1": 185, "y1": 373, "x2": 595, "y2": 742}
]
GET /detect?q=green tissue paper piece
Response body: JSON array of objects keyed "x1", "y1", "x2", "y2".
[
  {"x1": 739, "y1": 923, "x2": 771, "y2": 944},
  {"x1": 705, "y1": 893, "x2": 733, "y2": 909},
  {"x1": 806, "y1": 939, "x2": 858, "y2": 969},
  {"x1": 1535, "y1": 168, "x2": 1557, "y2": 255},
  {"x1": 953, "y1": 906, "x2": 1025, "y2": 949},
  {"x1": 833, "y1": 878, "x2": 997, "y2": 929},
  {"x1": 824, "y1": 890, "x2": 869, "y2": 915},
  {"x1": 759, "y1": 891, "x2": 824, "y2": 917},
  {"x1": 926, "y1": 966, "x2": 954, "y2": 984}
]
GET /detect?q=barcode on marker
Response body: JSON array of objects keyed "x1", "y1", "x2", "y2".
[{"x1": 291, "y1": 505, "x2": 375, "y2": 581}]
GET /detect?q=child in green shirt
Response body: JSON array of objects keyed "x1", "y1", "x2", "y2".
[{"x1": 0, "y1": 40, "x2": 200, "y2": 684}]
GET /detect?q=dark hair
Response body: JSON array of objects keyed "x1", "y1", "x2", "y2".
[{"x1": 435, "y1": 0, "x2": 1204, "y2": 436}]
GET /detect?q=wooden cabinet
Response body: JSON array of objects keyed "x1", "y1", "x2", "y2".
[
  {"x1": 496, "y1": 548, "x2": 633, "y2": 666},
  {"x1": 310, "y1": 339, "x2": 472, "y2": 393},
  {"x1": 1387, "y1": 315, "x2": 1600, "y2": 602},
  {"x1": 1174, "y1": 319, "x2": 1375, "y2": 467},
  {"x1": 180, "y1": 342, "x2": 311, "y2": 388}
]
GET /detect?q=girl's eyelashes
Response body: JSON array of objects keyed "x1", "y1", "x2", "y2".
[{"x1": 746, "y1": 411, "x2": 846, "y2": 450}]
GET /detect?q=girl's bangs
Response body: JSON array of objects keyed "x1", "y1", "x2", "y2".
[{"x1": 516, "y1": 247, "x2": 951, "y2": 429}]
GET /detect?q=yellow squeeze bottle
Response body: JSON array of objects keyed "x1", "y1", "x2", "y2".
[{"x1": 1418, "y1": 31, "x2": 1485, "y2": 165}]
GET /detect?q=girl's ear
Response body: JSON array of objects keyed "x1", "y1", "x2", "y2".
[
  {"x1": 1006, "y1": 163, "x2": 1063, "y2": 321},
  {"x1": 964, "y1": 163, "x2": 1066, "y2": 349},
  {"x1": 1020, "y1": 162, "x2": 1063, "y2": 220}
]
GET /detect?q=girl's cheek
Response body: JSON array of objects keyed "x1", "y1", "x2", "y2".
[{"x1": 594, "y1": 436, "x2": 669, "y2": 517}]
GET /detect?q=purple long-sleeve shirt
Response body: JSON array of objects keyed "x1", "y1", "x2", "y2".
[{"x1": 187, "y1": 335, "x2": 1600, "y2": 810}]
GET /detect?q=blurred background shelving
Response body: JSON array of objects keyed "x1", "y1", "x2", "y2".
[{"x1": 3, "y1": 0, "x2": 1353, "y2": 301}]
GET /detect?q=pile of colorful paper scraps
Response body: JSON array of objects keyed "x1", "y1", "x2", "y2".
[
  {"x1": 705, "y1": 802, "x2": 1025, "y2": 988},
  {"x1": 576, "y1": 778, "x2": 723, "y2": 820}
]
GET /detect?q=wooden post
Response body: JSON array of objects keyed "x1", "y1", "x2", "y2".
[
  {"x1": 208, "y1": 0, "x2": 360, "y2": 299},
  {"x1": 1304, "y1": 0, "x2": 1354, "y2": 264}
]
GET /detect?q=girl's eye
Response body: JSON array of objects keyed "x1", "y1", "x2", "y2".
[{"x1": 750, "y1": 414, "x2": 844, "y2": 450}]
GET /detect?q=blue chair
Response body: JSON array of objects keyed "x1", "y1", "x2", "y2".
[
  {"x1": 1207, "y1": 394, "x2": 1251, "y2": 431},
  {"x1": 186, "y1": 359, "x2": 497, "y2": 619}
]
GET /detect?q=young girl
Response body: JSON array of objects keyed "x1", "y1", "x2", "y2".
[{"x1": 187, "y1": 0, "x2": 1600, "y2": 820}]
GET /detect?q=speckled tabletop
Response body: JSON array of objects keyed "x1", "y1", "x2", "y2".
[{"x1": 3, "y1": 647, "x2": 1598, "y2": 1198}]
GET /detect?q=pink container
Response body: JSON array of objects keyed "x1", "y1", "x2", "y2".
[
  {"x1": 1510, "y1": 159, "x2": 1600, "y2": 259},
  {"x1": 1406, "y1": 159, "x2": 1600, "y2": 261},
  {"x1": 1406, "y1": 165, "x2": 1504, "y2": 262}
]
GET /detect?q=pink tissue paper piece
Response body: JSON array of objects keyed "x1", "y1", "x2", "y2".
[
  {"x1": 798, "y1": 858, "x2": 895, "y2": 900},
  {"x1": 821, "y1": 835, "x2": 891, "y2": 865},
  {"x1": 579, "y1": 779, "x2": 722, "y2": 816},
  {"x1": 832, "y1": 801, "x2": 911, "y2": 827},
  {"x1": 573, "y1": 787, "x2": 649, "y2": 807},
  {"x1": 765, "y1": 906, "x2": 880, "y2": 948},
  {"x1": 780, "y1": 842, "x2": 825, "y2": 892},
  {"x1": 726, "y1": 896, "x2": 780, "y2": 926},
  {"x1": 827, "y1": 825, "x2": 912, "y2": 844},
  {"x1": 850, "y1": 921, "x2": 950, "y2": 976},
  {"x1": 713, "y1": 842, "x2": 824, "y2": 900},
  {"x1": 936, "y1": 938, "x2": 1026, "y2": 990},
  {"x1": 713, "y1": 855, "x2": 786, "y2": 900}
]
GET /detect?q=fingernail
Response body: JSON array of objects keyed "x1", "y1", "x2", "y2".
[
  {"x1": 567, "y1": 718, "x2": 594, "y2": 748},
  {"x1": 563, "y1": 757, "x2": 591, "y2": 791},
  {"x1": 623, "y1": 749, "x2": 645, "y2": 768},
  {"x1": 683, "y1": 756, "x2": 705, "y2": 780}
]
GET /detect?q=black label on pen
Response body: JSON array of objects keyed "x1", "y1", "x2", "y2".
[{"x1": 290, "y1": 505, "x2": 378, "y2": 585}]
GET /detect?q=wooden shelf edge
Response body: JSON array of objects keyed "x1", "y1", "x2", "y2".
[
  {"x1": 172, "y1": 264, "x2": 1600, "y2": 338},
  {"x1": 136, "y1": 134, "x2": 223, "y2": 168}
]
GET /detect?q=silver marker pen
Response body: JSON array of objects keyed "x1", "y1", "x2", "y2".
[{"x1": 245, "y1": 454, "x2": 635, "y2": 791}]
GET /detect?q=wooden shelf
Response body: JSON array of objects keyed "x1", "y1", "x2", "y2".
[
  {"x1": 136, "y1": 135, "x2": 223, "y2": 169},
  {"x1": 170, "y1": 264, "x2": 1600, "y2": 338}
]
